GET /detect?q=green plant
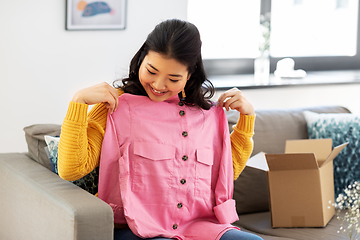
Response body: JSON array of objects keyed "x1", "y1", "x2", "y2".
[{"x1": 259, "y1": 12, "x2": 271, "y2": 53}]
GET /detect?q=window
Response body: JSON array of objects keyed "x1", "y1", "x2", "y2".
[
  {"x1": 271, "y1": 0, "x2": 358, "y2": 57},
  {"x1": 188, "y1": 0, "x2": 360, "y2": 75},
  {"x1": 188, "y1": 0, "x2": 261, "y2": 59}
]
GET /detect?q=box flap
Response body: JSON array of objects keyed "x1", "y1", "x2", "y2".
[
  {"x1": 285, "y1": 139, "x2": 333, "y2": 161},
  {"x1": 265, "y1": 153, "x2": 319, "y2": 171},
  {"x1": 320, "y1": 142, "x2": 349, "y2": 167},
  {"x1": 247, "y1": 152, "x2": 269, "y2": 171}
]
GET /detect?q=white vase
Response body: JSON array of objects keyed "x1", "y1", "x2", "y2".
[{"x1": 254, "y1": 50, "x2": 270, "y2": 85}]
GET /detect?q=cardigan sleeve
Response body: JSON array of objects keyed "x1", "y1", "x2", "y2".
[
  {"x1": 58, "y1": 89, "x2": 124, "y2": 181},
  {"x1": 230, "y1": 114, "x2": 256, "y2": 180}
]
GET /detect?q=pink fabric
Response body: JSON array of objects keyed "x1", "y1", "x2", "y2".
[{"x1": 98, "y1": 94, "x2": 239, "y2": 240}]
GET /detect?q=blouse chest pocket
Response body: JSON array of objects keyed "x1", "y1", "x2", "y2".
[
  {"x1": 131, "y1": 142, "x2": 176, "y2": 193},
  {"x1": 195, "y1": 148, "x2": 214, "y2": 198}
]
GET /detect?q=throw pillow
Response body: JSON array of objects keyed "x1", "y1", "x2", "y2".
[
  {"x1": 303, "y1": 111, "x2": 360, "y2": 199},
  {"x1": 234, "y1": 167, "x2": 269, "y2": 215},
  {"x1": 233, "y1": 152, "x2": 270, "y2": 215},
  {"x1": 44, "y1": 135, "x2": 60, "y2": 173},
  {"x1": 44, "y1": 135, "x2": 99, "y2": 195}
]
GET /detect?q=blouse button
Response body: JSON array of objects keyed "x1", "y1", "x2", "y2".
[
  {"x1": 182, "y1": 131, "x2": 188, "y2": 137},
  {"x1": 179, "y1": 110, "x2": 185, "y2": 116},
  {"x1": 178, "y1": 102, "x2": 184, "y2": 106},
  {"x1": 180, "y1": 179, "x2": 186, "y2": 185},
  {"x1": 173, "y1": 223, "x2": 178, "y2": 230},
  {"x1": 182, "y1": 155, "x2": 188, "y2": 161},
  {"x1": 177, "y1": 203, "x2": 183, "y2": 209}
]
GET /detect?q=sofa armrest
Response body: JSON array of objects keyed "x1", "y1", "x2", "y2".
[{"x1": 0, "y1": 153, "x2": 114, "y2": 240}]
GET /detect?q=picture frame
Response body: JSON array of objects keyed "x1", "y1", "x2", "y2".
[{"x1": 66, "y1": 0, "x2": 127, "y2": 30}]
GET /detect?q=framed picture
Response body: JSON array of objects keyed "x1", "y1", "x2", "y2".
[{"x1": 66, "y1": 0, "x2": 126, "y2": 30}]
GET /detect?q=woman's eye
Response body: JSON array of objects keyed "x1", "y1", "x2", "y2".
[
  {"x1": 147, "y1": 69, "x2": 155, "y2": 75},
  {"x1": 170, "y1": 79, "x2": 179, "y2": 83}
]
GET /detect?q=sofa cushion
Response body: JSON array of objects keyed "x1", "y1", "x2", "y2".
[
  {"x1": 23, "y1": 124, "x2": 61, "y2": 171},
  {"x1": 234, "y1": 163, "x2": 269, "y2": 215},
  {"x1": 304, "y1": 111, "x2": 360, "y2": 199},
  {"x1": 235, "y1": 210, "x2": 346, "y2": 240},
  {"x1": 227, "y1": 106, "x2": 351, "y2": 157}
]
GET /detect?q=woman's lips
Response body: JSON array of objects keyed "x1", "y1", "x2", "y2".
[{"x1": 149, "y1": 85, "x2": 167, "y2": 96}]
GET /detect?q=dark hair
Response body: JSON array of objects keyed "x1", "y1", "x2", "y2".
[{"x1": 114, "y1": 19, "x2": 214, "y2": 110}]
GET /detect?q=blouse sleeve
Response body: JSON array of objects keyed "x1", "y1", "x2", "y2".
[
  {"x1": 231, "y1": 114, "x2": 256, "y2": 180},
  {"x1": 213, "y1": 108, "x2": 239, "y2": 224},
  {"x1": 58, "y1": 89, "x2": 124, "y2": 181}
]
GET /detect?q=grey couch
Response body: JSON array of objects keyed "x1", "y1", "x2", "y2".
[{"x1": 0, "y1": 106, "x2": 351, "y2": 240}]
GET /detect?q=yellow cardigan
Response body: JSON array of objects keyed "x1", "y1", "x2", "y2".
[{"x1": 58, "y1": 90, "x2": 255, "y2": 181}]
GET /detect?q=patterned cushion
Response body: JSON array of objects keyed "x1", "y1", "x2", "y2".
[
  {"x1": 303, "y1": 111, "x2": 360, "y2": 199},
  {"x1": 44, "y1": 135, "x2": 99, "y2": 195},
  {"x1": 44, "y1": 135, "x2": 60, "y2": 173}
]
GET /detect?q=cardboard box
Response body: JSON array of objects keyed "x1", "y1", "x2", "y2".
[{"x1": 265, "y1": 139, "x2": 348, "y2": 228}]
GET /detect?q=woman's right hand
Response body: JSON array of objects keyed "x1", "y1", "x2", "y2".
[{"x1": 72, "y1": 82, "x2": 119, "y2": 114}]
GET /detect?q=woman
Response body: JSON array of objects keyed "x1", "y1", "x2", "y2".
[{"x1": 58, "y1": 19, "x2": 260, "y2": 240}]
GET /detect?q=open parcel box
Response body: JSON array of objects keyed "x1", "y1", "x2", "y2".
[{"x1": 247, "y1": 139, "x2": 348, "y2": 228}]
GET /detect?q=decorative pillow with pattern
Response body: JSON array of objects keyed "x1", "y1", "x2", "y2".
[
  {"x1": 44, "y1": 135, "x2": 99, "y2": 195},
  {"x1": 303, "y1": 111, "x2": 360, "y2": 199}
]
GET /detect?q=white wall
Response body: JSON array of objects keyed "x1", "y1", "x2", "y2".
[
  {"x1": 0, "y1": 0, "x2": 188, "y2": 153},
  {"x1": 1, "y1": 0, "x2": 359, "y2": 153}
]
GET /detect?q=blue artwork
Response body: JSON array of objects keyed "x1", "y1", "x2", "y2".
[{"x1": 78, "y1": 1, "x2": 113, "y2": 17}]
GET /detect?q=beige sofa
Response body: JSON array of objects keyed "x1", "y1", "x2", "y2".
[{"x1": 0, "y1": 105, "x2": 352, "y2": 240}]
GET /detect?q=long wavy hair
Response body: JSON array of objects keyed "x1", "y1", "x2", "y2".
[{"x1": 114, "y1": 19, "x2": 215, "y2": 110}]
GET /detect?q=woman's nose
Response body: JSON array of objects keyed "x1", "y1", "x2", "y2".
[{"x1": 152, "y1": 78, "x2": 166, "y2": 90}]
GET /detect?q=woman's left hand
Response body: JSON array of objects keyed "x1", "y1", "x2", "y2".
[{"x1": 217, "y1": 88, "x2": 255, "y2": 116}]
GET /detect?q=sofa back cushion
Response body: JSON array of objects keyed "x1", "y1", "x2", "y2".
[{"x1": 227, "y1": 105, "x2": 351, "y2": 156}]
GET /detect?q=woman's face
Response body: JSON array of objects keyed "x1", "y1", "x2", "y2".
[{"x1": 139, "y1": 51, "x2": 190, "y2": 102}]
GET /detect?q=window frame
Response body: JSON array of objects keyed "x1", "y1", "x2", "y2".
[{"x1": 203, "y1": 0, "x2": 360, "y2": 76}]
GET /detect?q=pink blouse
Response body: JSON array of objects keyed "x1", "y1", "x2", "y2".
[{"x1": 98, "y1": 93, "x2": 239, "y2": 240}]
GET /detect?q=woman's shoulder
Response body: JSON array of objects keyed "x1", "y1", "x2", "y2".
[
  {"x1": 118, "y1": 92, "x2": 148, "y2": 102},
  {"x1": 207, "y1": 103, "x2": 225, "y2": 115},
  {"x1": 114, "y1": 93, "x2": 153, "y2": 114},
  {"x1": 188, "y1": 104, "x2": 226, "y2": 123},
  {"x1": 207, "y1": 104, "x2": 228, "y2": 124}
]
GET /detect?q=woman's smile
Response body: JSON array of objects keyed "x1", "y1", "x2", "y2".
[{"x1": 149, "y1": 85, "x2": 168, "y2": 96}]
